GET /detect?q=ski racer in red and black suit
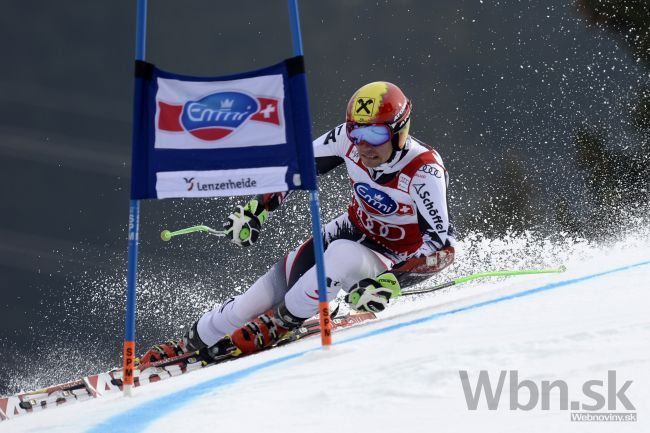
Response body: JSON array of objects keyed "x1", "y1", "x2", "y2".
[{"x1": 142, "y1": 81, "x2": 457, "y2": 362}]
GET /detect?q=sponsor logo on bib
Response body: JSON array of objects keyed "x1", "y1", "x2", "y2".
[{"x1": 354, "y1": 183, "x2": 398, "y2": 215}]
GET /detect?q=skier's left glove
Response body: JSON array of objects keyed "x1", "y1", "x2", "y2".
[
  {"x1": 223, "y1": 198, "x2": 269, "y2": 247},
  {"x1": 345, "y1": 272, "x2": 401, "y2": 313}
]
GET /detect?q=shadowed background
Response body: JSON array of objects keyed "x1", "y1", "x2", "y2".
[{"x1": 0, "y1": 0, "x2": 648, "y2": 394}]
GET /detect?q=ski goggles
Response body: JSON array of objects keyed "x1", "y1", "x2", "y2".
[
  {"x1": 345, "y1": 123, "x2": 394, "y2": 146},
  {"x1": 345, "y1": 106, "x2": 411, "y2": 146}
]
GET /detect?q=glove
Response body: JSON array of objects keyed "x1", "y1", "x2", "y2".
[
  {"x1": 223, "y1": 198, "x2": 269, "y2": 247},
  {"x1": 345, "y1": 272, "x2": 401, "y2": 313}
]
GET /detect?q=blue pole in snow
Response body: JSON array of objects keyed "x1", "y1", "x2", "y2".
[
  {"x1": 125, "y1": 200, "x2": 140, "y2": 343},
  {"x1": 123, "y1": 0, "x2": 148, "y2": 395},
  {"x1": 287, "y1": 0, "x2": 331, "y2": 345}
]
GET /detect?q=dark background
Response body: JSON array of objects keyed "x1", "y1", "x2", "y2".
[{"x1": 0, "y1": 1, "x2": 648, "y2": 394}]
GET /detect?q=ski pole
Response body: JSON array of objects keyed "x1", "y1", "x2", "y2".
[
  {"x1": 400, "y1": 266, "x2": 566, "y2": 296},
  {"x1": 160, "y1": 225, "x2": 226, "y2": 241}
]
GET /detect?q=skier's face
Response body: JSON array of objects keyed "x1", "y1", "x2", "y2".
[{"x1": 355, "y1": 140, "x2": 393, "y2": 168}]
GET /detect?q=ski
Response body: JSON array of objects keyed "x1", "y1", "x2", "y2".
[{"x1": 0, "y1": 311, "x2": 376, "y2": 420}]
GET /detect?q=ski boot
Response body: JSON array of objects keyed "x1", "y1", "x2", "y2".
[
  {"x1": 202, "y1": 302, "x2": 305, "y2": 361},
  {"x1": 139, "y1": 321, "x2": 207, "y2": 366}
]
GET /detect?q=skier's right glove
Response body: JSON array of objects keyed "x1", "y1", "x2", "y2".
[
  {"x1": 345, "y1": 272, "x2": 401, "y2": 313},
  {"x1": 224, "y1": 198, "x2": 269, "y2": 247}
]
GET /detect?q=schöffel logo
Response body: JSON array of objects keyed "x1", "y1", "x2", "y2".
[
  {"x1": 158, "y1": 91, "x2": 280, "y2": 141},
  {"x1": 354, "y1": 183, "x2": 398, "y2": 215}
]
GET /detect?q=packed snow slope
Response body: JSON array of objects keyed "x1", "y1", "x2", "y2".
[{"x1": 3, "y1": 234, "x2": 649, "y2": 433}]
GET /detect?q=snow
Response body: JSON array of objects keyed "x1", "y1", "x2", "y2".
[{"x1": 2, "y1": 237, "x2": 649, "y2": 433}]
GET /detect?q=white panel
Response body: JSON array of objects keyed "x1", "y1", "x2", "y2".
[
  {"x1": 155, "y1": 74, "x2": 286, "y2": 149},
  {"x1": 155, "y1": 166, "x2": 288, "y2": 198}
]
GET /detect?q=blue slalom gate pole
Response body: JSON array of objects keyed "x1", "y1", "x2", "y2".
[
  {"x1": 287, "y1": 0, "x2": 331, "y2": 346},
  {"x1": 123, "y1": 0, "x2": 148, "y2": 396}
]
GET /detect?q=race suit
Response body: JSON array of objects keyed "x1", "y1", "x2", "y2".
[{"x1": 196, "y1": 124, "x2": 456, "y2": 346}]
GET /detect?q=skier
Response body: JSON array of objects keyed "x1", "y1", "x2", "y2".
[{"x1": 142, "y1": 81, "x2": 456, "y2": 363}]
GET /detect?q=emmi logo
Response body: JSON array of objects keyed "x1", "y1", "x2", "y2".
[{"x1": 354, "y1": 183, "x2": 397, "y2": 215}]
